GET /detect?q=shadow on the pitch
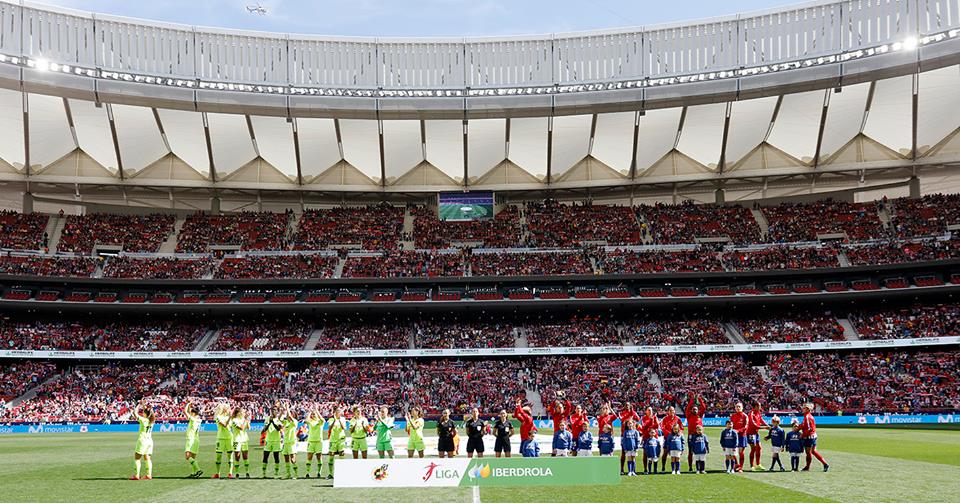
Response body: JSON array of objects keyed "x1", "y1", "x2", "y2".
[{"x1": 74, "y1": 476, "x2": 198, "y2": 480}]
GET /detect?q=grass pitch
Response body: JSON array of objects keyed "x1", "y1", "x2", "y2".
[{"x1": 1, "y1": 427, "x2": 958, "y2": 503}]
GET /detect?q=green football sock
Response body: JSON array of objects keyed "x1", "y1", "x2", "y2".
[
  {"x1": 215, "y1": 452, "x2": 223, "y2": 474},
  {"x1": 243, "y1": 459, "x2": 250, "y2": 474},
  {"x1": 189, "y1": 458, "x2": 200, "y2": 474}
]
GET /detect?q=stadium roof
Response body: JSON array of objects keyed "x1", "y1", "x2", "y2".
[{"x1": 0, "y1": 0, "x2": 959, "y2": 205}]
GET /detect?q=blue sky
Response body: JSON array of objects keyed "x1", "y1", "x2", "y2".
[{"x1": 47, "y1": 0, "x2": 791, "y2": 37}]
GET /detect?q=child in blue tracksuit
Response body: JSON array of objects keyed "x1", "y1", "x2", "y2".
[
  {"x1": 643, "y1": 429, "x2": 661, "y2": 475},
  {"x1": 785, "y1": 421, "x2": 805, "y2": 471},
  {"x1": 552, "y1": 421, "x2": 573, "y2": 457},
  {"x1": 577, "y1": 428, "x2": 594, "y2": 456},
  {"x1": 688, "y1": 424, "x2": 710, "y2": 474},
  {"x1": 598, "y1": 424, "x2": 615, "y2": 456},
  {"x1": 621, "y1": 420, "x2": 641, "y2": 476},
  {"x1": 665, "y1": 424, "x2": 685, "y2": 475},
  {"x1": 765, "y1": 416, "x2": 786, "y2": 471},
  {"x1": 720, "y1": 420, "x2": 740, "y2": 474}
]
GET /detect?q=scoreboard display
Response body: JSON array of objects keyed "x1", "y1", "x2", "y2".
[{"x1": 438, "y1": 192, "x2": 494, "y2": 221}]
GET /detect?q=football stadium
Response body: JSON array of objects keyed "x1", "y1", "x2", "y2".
[{"x1": 0, "y1": 0, "x2": 959, "y2": 501}]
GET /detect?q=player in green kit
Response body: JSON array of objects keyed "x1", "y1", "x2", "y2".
[
  {"x1": 281, "y1": 405, "x2": 300, "y2": 479},
  {"x1": 261, "y1": 405, "x2": 283, "y2": 478},
  {"x1": 374, "y1": 406, "x2": 395, "y2": 459},
  {"x1": 183, "y1": 402, "x2": 203, "y2": 478},
  {"x1": 131, "y1": 401, "x2": 155, "y2": 480},
  {"x1": 326, "y1": 405, "x2": 347, "y2": 479},
  {"x1": 230, "y1": 407, "x2": 251, "y2": 478},
  {"x1": 349, "y1": 405, "x2": 370, "y2": 459},
  {"x1": 212, "y1": 403, "x2": 234, "y2": 479},
  {"x1": 304, "y1": 408, "x2": 325, "y2": 478},
  {"x1": 405, "y1": 407, "x2": 426, "y2": 458}
]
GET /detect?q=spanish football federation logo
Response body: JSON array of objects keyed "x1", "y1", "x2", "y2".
[
  {"x1": 372, "y1": 464, "x2": 389, "y2": 481},
  {"x1": 467, "y1": 464, "x2": 492, "y2": 480}
]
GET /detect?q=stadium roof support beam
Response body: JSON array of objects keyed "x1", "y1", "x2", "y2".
[
  {"x1": 291, "y1": 119, "x2": 303, "y2": 185},
  {"x1": 813, "y1": 89, "x2": 831, "y2": 168},
  {"x1": 202, "y1": 113, "x2": 216, "y2": 183},
  {"x1": 245, "y1": 115, "x2": 260, "y2": 158},
  {"x1": 106, "y1": 104, "x2": 124, "y2": 180},
  {"x1": 587, "y1": 114, "x2": 598, "y2": 155},
  {"x1": 152, "y1": 108, "x2": 172, "y2": 152},
  {"x1": 718, "y1": 103, "x2": 732, "y2": 173},
  {"x1": 674, "y1": 107, "x2": 687, "y2": 149},
  {"x1": 911, "y1": 74, "x2": 919, "y2": 160},
  {"x1": 377, "y1": 118, "x2": 386, "y2": 187},
  {"x1": 461, "y1": 119, "x2": 468, "y2": 188},
  {"x1": 546, "y1": 116, "x2": 554, "y2": 185},
  {"x1": 629, "y1": 111, "x2": 641, "y2": 180},
  {"x1": 764, "y1": 96, "x2": 784, "y2": 142},
  {"x1": 62, "y1": 98, "x2": 79, "y2": 150},
  {"x1": 22, "y1": 92, "x2": 30, "y2": 177},
  {"x1": 860, "y1": 82, "x2": 877, "y2": 134}
]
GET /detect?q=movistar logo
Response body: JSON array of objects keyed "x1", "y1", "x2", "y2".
[{"x1": 468, "y1": 464, "x2": 492, "y2": 479}]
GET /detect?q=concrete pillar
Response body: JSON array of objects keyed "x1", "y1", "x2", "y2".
[
  {"x1": 22, "y1": 192, "x2": 33, "y2": 213},
  {"x1": 908, "y1": 176, "x2": 920, "y2": 199},
  {"x1": 715, "y1": 188, "x2": 726, "y2": 205},
  {"x1": 211, "y1": 196, "x2": 221, "y2": 214}
]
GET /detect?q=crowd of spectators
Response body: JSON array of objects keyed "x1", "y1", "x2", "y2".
[
  {"x1": 851, "y1": 303, "x2": 960, "y2": 340},
  {"x1": 736, "y1": 313, "x2": 845, "y2": 342},
  {"x1": 524, "y1": 316, "x2": 624, "y2": 347},
  {"x1": 406, "y1": 359, "x2": 530, "y2": 416},
  {"x1": 414, "y1": 321, "x2": 516, "y2": 349},
  {"x1": 844, "y1": 237, "x2": 960, "y2": 266},
  {"x1": 889, "y1": 194, "x2": 960, "y2": 238},
  {"x1": 533, "y1": 356, "x2": 656, "y2": 412},
  {"x1": 293, "y1": 205, "x2": 403, "y2": 251},
  {"x1": 0, "y1": 320, "x2": 101, "y2": 350},
  {"x1": 655, "y1": 354, "x2": 784, "y2": 413},
  {"x1": 102, "y1": 256, "x2": 214, "y2": 280},
  {"x1": 721, "y1": 246, "x2": 840, "y2": 271},
  {"x1": 177, "y1": 211, "x2": 291, "y2": 253},
  {"x1": 0, "y1": 211, "x2": 48, "y2": 250},
  {"x1": 210, "y1": 320, "x2": 311, "y2": 351},
  {"x1": 95, "y1": 321, "x2": 208, "y2": 352},
  {"x1": 766, "y1": 351, "x2": 959, "y2": 413},
  {"x1": 597, "y1": 248, "x2": 723, "y2": 273},
  {"x1": 341, "y1": 251, "x2": 464, "y2": 278},
  {"x1": 0, "y1": 361, "x2": 57, "y2": 402},
  {"x1": 412, "y1": 205, "x2": 523, "y2": 249},
  {"x1": 638, "y1": 202, "x2": 761, "y2": 244},
  {"x1": 469, "y1": 251, "x2": 592, "y2": 276},
  {"x1": 216, "y1": 254, "x2": 338, "y2": 280},
  {"x1": 763, "y1": 200, "x2": 885, "y2": 242},
  {"x1": 314, "y1": 321, "x2": 411, "y2": 350},
  {"x1": 525, "y1": 200, "x2": 642, "y2": 247},
  {"x1": 624, "y1": 319, "x2": 728, "y2": 345},
  {"x1": 58, "y1": 213, "x2": 174, "y2": 254},
  {"x1": 0, "y1": 254, "x2": 97, "y2": 277}
]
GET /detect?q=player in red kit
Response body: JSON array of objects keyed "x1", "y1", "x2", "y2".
[
  {"x1": 730, "y1": 402, "x2": 749, "y2": 472},
  {"x1": 597, "y1": 402, "x2": 617, "y2": 437},
  {"x1": 685, "y1": 394, "x2": 706, "y2": 472},
  {"x1": 659, "y1": 405, "x2": 683, "y2": 471},
  {"x1": 746, "y1": 400, "x2": 771, "y2": 470},
  {"x1": 618, "y1": 402, "x2": 640, "y2": 474},
  {"x1": 640, "y1": 406, "x2": 661, "y2": 470},
  {"x1": 513, "y1": 398, "x2": 537, "y2": 457},
  {"x1": 568, "y1": 404, "x2": 587, "y2": 457},
  {"x1": 547, "y1": 392, "x2": 572, "y2": 434},
  {"x1": 800, "y1": 403, "x2": 829, "y2": 472}
]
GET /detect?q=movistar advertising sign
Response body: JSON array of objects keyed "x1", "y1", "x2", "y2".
[{"x1": 334, "y1": 457, "x2": 619, "y2": 488}]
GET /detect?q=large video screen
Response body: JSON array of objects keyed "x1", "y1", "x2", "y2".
[{"x1": 438, "y1": 191, "x2": 494, "y2": 221}]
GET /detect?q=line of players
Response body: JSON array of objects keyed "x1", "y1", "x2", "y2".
[{"x1": 127, "y1": 393, "x2": 829, "y2": 480}]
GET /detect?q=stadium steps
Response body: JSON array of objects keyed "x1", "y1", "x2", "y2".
[
  {"x1": 304, "y1": 328, "x2": 325, "y2": 350},
  {"x1": 45, "y1": 214, "x2": 66, "y2": 253},
  {"x1": 838, "y1": 251, "x2": 852, "y2": 267},
  {"x1": 286, "y1": 211, "x2": 302, "y2": 246},
  {"x1": 838, "y1": 318, "x2": 861, "y2": 341},
  {"x1": 400, "y1": 206, "x2": 415, "y2": 250},
  {"x1": 750, "y1": 208, "x2": 769, "y2": 240},
  {"x1": 647, "y1": 370, "x2": 663, "y2": 393},
  {"x1": 157, "y1": 216, "x2": 185, "y2": 253},
  {"x1": 525, "y1": 388, "x2": 545, "y2": 416},
  {"x1": 195, "y1": 329, "x2": 220, "y2": 351},
  {"x1": 722, "y1": 322, "x2": 747, "y2": 344},
  {"x1": 518, "y1": 207, "x2": 532, "y2": 244},
  {"x1": 332, "y1": 256, "x2": 346, "y2": 278},
  {"x1": 9, "y1": 372, "x2": 63, "y2": 408},
  {"x1": 514, "y1": 327, "x2": 528, "y2": 348},
  {"x1": 877, "y1": 202, "x2": 893, "y2": 230},
  {"x1": 634, "y1": 212, "x2": 653, "y2": 244}
]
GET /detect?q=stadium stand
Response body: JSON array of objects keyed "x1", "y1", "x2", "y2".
[
  {"x1": 637, "y1": 202, "x2": 761, "y2": 244},
  {"x1": 58, "y1": 214, "x2": 174, "y2": 254},
  {"x1": 0, "y1": 211, "x2": 49, "y2": 250},
  {"x1": 102, "y1": 256, "x2": 214, "y2": 280},
  {"x1": 176, "y1": 211, "x2": 291, "y2": 253},
  {"x1": 292, "y1": 205, "x2": 403, "y2": 251},
  {"x1": 215, "y1": 254, "x2": 338, "y2": 279}
]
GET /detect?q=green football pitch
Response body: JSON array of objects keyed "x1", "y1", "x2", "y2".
[
  {"x1": 438, "y1": 203, "x2": 492, "y2": 221},
  {"x1": 1, "y1": 427, "x2": 958, "y2": 503}
]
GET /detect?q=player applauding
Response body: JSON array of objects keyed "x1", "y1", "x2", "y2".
[
  {"x1": 131, "y1": 401, "x2": 155, "y2": 481},
  {"x1": 405, "y1": 407, "x2": 426, "y2": 458},
  {"x1": 183, "y1": 402, "x2": 203, "y2": 478}
]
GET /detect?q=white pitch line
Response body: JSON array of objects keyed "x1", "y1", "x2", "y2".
[{"x1": 472, "y1": 485, "x2": 481, "y2": 503}]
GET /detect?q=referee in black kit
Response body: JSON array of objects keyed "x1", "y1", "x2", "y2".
[
  {"x1": 465, "y1": 407, "x2": 487, "y2": 458},
  {"x1": 493, "y1": 409, "x2": 515, "y2": 457}
]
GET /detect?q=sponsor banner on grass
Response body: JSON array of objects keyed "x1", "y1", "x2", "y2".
[
  {"x1": 1, "y1": 336, "x2": 957, "y2": 360},
  {"x1": 334, "y1": 456, "x2": 619, "y2": 488}
]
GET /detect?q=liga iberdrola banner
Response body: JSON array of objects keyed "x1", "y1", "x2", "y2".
[{"x1": 333, "y1": 456, "x2": 619, "y2": 488}]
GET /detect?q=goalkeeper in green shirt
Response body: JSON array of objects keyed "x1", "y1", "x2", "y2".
[
  {"x1": 374, "y1": 406, "x2": 395, "y2": 459},
  {"x1": 304, "y1": 408, "x2": 325, "y2": 478}
]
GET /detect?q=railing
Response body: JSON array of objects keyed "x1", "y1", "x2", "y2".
[{"x1": 0, "y1": 0, "x2": 956, "y2": 95}]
